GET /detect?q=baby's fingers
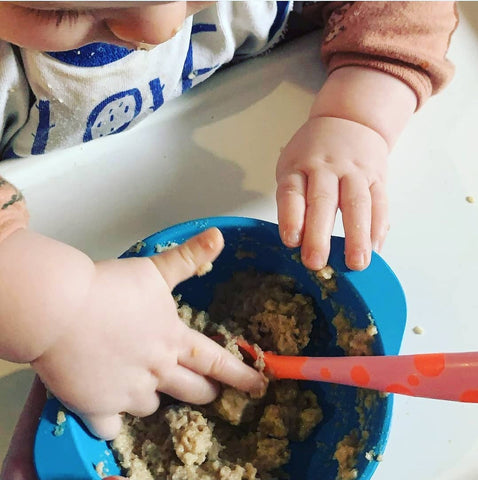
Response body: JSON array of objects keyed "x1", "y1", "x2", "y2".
[
  {"x1": 158, "y1": 365, "x2": 220, "y2": 405},
  {"x1": 300, "y1": 170, "x2": 339, "y2": 270},
  {"x1": 81, "y1": 413, "x2": 124, "y2": 441},
  {"x1": 370, "y1": 182, "x2": 389, "y2": 253},
  {"x1": 178, "y1": 327, "x2": 267, "y2": 396},
  {"x1": 150, "y1": 227, "x2": 224, "y2": 290},
  {"x1": 276, "y1": 172, "x2": 306, "y2": 247},
  {"x1": 340, "y1": 174, "x2": 372, "y2": 270}
]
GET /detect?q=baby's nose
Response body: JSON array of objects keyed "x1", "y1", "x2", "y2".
[{"x1": 105, "y1": 2, "x2": 187, "y2": 48}]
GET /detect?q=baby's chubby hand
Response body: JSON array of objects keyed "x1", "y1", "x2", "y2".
[
  {"x1": 276, "y1": 66, "x2": 417, "y2": 271},
  {"x1": 276, "y1": 115, "x2": 389, "y2": 271},
  {"x1": 29, "y1": 227, "x2": 266, "y2": 440}
]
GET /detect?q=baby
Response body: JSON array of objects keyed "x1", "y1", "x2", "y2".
[{"x1": 0, "y1": 2, "x2": 457, "y2": 479}]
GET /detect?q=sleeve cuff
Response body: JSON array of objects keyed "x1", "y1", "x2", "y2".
[
  {"x1": 0, "y1": 178, "x2": 29, "y2": 242},
  {"x1": 326, "y1": 52, "x2": 453, "y2": 110}
]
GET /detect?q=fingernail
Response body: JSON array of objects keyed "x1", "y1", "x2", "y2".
[
  {"x1": 283, "y1": 229, "x2": 301, "y2": 247},
  {"x1": 348, "y1": 251, "x2": 368, "y2": 270},
  {"x1": 303, "y1": 250, "x2": 326, "y2": 270},
  {"x1": 250, "y1": 374, "x2": 269, "y2": 399},
  {"x1": 197, "y1": 228, "x2": 221, "y2": 250}
]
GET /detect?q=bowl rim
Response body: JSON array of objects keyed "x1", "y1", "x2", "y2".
[
  {"x1": 34, "y1": 216, "x2": 407, "y2": 480},
  {"x1": 132, "y1": 216, "x2": 406, "y2": 356}
]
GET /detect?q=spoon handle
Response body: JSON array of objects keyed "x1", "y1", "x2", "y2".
[{"x1": 266, "y1": 352, "x2": 478, "y2": 403}]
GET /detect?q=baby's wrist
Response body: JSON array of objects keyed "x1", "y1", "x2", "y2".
[
  {"x1": 0, "y1": 228, "x2": 95, "y2": 363},
  {"x1": 311, "y1": 66, "x2": 417, "y2": 149}
]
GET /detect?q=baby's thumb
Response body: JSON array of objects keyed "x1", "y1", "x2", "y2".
[
  {"x1": 81, "y1": 413, "x2": 123, "y2": 441},
  {"x1": 150, "y1": 227, "x2": 224, "y2": 290}
]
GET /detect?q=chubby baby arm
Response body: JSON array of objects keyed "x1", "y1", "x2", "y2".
[
  {"x1": 0, "y1": 228, "x2": 96, "y2": 362},
  {"x1": 276, "y1": 66, "x2": 417, "y2": 270},
  {"x1": 0, "y1": 227, "x2": 266, "y2": 440}
]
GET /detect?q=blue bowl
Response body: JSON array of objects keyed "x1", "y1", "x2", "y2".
[{"x1": 34, "y1": 216, "x2": 406, "y2": 480}]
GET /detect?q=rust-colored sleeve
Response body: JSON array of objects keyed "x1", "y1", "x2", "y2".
[
  {"x1": 319, "y1": 1, "x2": 458, "y2": 109},
  {"x1": 0, "y1": 176, "x2": 29, "y2": 242}
]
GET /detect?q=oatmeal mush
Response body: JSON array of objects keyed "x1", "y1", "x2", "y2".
[{"x1": 112, "y1": 269, "x2": 376, "y2": 480}]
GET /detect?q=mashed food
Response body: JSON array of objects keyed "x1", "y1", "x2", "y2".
[{"x1": 113, "y1": 270, "x2": 323, "y2": 480}]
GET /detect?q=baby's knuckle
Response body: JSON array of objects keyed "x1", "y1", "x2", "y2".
[
  {"x1": 277, "y1": 182, "x2": 302, "y2": 199},
  {"x1": 177, "y1": 243, "x2": 197, "y2": 269},
  {"x1": 307, "y1": 191, "x2": 336, "y2": 207},
  {"x1": 343, "y1": 193, "x2": 370, "y2": 209},
  {"x1": 207, "y1": 354, "x2": 228, "y2": 378},
  {"x1": 322, "y1": 154, "x2": 336, "y2": 165},
  {"x1": 149, "y1": 366, "x2": 167, "y2": 386},
  {"x1": 135, "y1": 395, "x2": 160, "y2": 417},
  {"x1": 370, "y1": 179, "x2": 387, "y2": 193},
  {"x1": 277, "y1": 171, "x2": 304, "y2": 187},
  {"x1": 351, "y1": 156, "x2": 367, "y2": 168}
]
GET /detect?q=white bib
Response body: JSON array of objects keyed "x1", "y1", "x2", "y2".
[{"x1": 1, "y1": 1, "x2": 292, "y2": 159}]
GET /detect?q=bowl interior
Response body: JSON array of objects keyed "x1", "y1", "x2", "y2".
[{"x1": 34, "y1": 216, "x2": 406, "y2": 480}]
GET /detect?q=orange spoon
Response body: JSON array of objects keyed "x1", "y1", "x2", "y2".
[{"x1": 236, "y1": 338, "x2": 478, "y2": 403}]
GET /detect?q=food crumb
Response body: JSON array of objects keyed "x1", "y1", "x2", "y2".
[
  {"x1": 334, "y1": 430, "x2": 361, "y2": 480},
  {"x1": 365, "y1": 449, "x2": 383, "y2": 462},
  {"x1": 95, "y1": 461, "x2": 106, "y2": 478},
  {"x1": 53, "y1": 409, "x2": 67, "y2": 436},
  {"x1": 412, "y1": 325, "x2": 425, "y2": 335},
  {"x1": 56, "y1": 409, "x2": 66, "y2": 425},
  {"x1": 252, "y1": 343, "x2": 266, "y2": 373},
  {"x1": 366, "y1": 324, "x2": 378, "y2": 336},
  {"x1": 127, "y1": 241, "x2": 146, "y2": 254},
  {"x1": 315, "y1": 265, "x2": 338, "y2": 299},
  {"x1": 317, "y1": 265, "x2": 334, "y2": 280},
  {"x1": 154, "y1": 242, "x2": 178, "y2": 253},
  {"x1": 195, "y1": 261, "x2": 213, "y2": 276},
  {"x1": 235, "y1": 249, "x2": 256, "y2": 259},
  {"x1": 465, "y1": 195, "x2": 475, "y2": 204},
  {"x1": 332, "y1": 311, "x2": 375, "y2": 356}
]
